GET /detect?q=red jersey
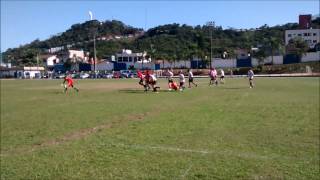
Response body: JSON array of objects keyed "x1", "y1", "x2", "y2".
[
  {"x1": 137, "y1": 71, "x2": 144, "y2": 79},
  {"x1": 65, "y1": 76, "x2": 74, "y2": 86},
  {"x1": 171, "y1": 82, "x2": 178, "y2": 90}
]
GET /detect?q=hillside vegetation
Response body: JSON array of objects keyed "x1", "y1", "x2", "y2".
[{"x1": 2, "y1": 18, "x2": 320, "y2": 66}]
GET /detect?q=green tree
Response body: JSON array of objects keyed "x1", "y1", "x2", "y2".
[
  {"x1": 254, "y1": 48, "x2": 268, "y2": 66},
  {"x1": 286, "y1": 37, "x2": 309, "y2": 60}
]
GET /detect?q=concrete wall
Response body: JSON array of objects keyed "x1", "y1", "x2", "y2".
[
  {"x1": 0, "y1": 70, "x2": 16, "y2": 78},
  {"x1": 212, "y1": 59, "x2": 236, "y2": 68},
  {"x1": 252, "y1": 56, "x2": 283, "y2": 66},
  {"x1": 93, "y1": 52, "x2": 319, "y2": 71},
  {"x1": 301, "y1": 51, "x2": 320, "y2": 62},
  {"x1": 96, "y1": 61, "x2": 114, "y2": 71},
  {"x1": 158, "y1": 60, "x2": 190, "y2": 69},
  {"x1": 134, "y1": 62, "x2": 154, "y2": 69}
]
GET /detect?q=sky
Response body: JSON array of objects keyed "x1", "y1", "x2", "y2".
[{"x1": 1, "y1": 0, "x2": 319, "y2": 52}]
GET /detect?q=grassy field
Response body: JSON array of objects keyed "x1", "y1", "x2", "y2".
[{"x1": 1, "y1": 77, "x2": 319, "y2": 179}]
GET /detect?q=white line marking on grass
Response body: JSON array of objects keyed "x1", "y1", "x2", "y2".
[
  {"x1": 107, "y1": 143, "x2": 318, "y2": 162},
  {"x1": 180, "y1": 163, "x2": 193, "y2": 179},
  {"x1": 105, "y1": 143, "x2": 274, "y2": 161}
]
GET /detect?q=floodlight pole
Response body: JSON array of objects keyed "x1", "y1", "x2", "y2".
[
  {"x1": 206, "y1": 21, "x2": 214, "y2": 69},
  {"x1": 94, "y1": 33, "x2": 97, "y2": 79},
  {"x1": 89, "y1": 11, "x2": 97, "y2": 79}
]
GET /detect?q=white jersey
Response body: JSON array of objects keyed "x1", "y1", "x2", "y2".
[
  {"x1": 150, "y1": 74, "x2": 157, "y2": 81},
  {"x1": 167, "y1": 71, "x2": 173, "y2": 80},
  {"x1": 248, "y1": 70, "x2": 254, "y2": 78},
  {"x1": 188, "y1": 71, "x2": 193, "y2": 78},
  {"x1": 179, "y1": 73, "x2": 185, "y2": 83},
  {"x1": 220, "y1": 70, "x2": 225, "y2": 76}
]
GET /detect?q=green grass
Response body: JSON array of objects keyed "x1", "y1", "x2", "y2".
[{"x1": 1, "y1": 77, "x2": 319, "y2": 179}]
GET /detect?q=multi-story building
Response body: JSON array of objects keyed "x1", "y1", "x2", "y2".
[{"x1": 285, "y1": 29, "x2": 320, "y2": 49}]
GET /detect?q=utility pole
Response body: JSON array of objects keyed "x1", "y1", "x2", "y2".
[
  {"x1": 94, "y1": 32, "x2": 97, "y2": 78},
  {"x1": 89, "y1": 11, "x2": 97, "y2": 78},
  {"x1": 206, "y1": 21, "x2": 214, "y2": 68}
]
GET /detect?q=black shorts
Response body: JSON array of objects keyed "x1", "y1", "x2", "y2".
[
  {"x1": 180, "y1": 82, "x2": 184, "y2": 87},
  {"x1": 220, "y1": 76, "x2": 224, "y2": 79},
  {"x1": 168, "y1": 79, "x2": 173, "y2": 83},
  {"x1": 249, "y1": 77, "x2": 253, "y2": 81},
  {"x1": 189, "y1": 77, "x2": 193, "y2": 82},
  {"x1": 150, "y1": 81, "x2": 157, "y2": 85},
  {"x1": 211, "y1": 77, "x2": 216, "y2": 81}
]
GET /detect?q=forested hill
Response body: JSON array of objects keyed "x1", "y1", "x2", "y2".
[{"x1": 2, "y1": 17, "x2": 320, "y2": 66}]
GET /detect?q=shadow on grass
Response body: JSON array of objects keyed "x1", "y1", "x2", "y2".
[{"x1": 118, "y1": 89, "x2": 178, "y2": 94}]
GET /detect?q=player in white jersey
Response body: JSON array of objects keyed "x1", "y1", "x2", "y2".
[
  {"x1": 188, "y1": 69, "x2": 198, "y2": 88},
  {"x1": 248, "y1": 69, "x2": 254, "y2": 88},
  {"x1": 179, "y1": 70, "x2": 186, "y2": 91},
  {"x1": 149, "y1": 73, "x2": 160, "y2": 92},
  {"x1": 166, "y1": 68, "x2": 174, "y2": 90},
  {"x1": 209, "y1": 67, "x2": 218, "y2": 86},
  {"x1": 219, "y1": 69, "x2": 225, "y2": 84}
]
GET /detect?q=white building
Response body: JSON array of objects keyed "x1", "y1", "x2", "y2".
[
  {"x1": 285, "y1": 29, "x2": 320, "y2": 49},
  {"x1": 58, "y1": 50, "x2": 89, "y2": 63},
  {"x1": 116, "y1": 49, "x2": 151, "y2": 64},
  {"x1": 0, "y1": 66, "x2": 45, "y2": 78},
  {"x1": 46, "y1": 55, "x2": 60, "y2": 67}
]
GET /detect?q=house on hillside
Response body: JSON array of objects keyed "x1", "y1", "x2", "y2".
[
  {"x1": 57, "y1": 49, "x2": 89, "y2": 63},
  {"x1": 45, "y1": 55, "x2": 60, "y2": 68}
]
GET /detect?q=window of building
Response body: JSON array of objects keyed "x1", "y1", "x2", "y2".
[
  {"x1": 128, "y1": 57, "x2": 132, "y2": 62},
  {"x1": 298, "y1": 34, "x2": 302, "y2": 36},
  {"x1": 134, "y1": 57, "x2": 138, "y2": 62},
  {"x1": 123, "y1": 57, "x2": 128, "y2": 62},
  {"x1": 288, "y1": 34, "x2": 292, "y2": 37},
  {"x1": 313, "y1": 40, "x2": 317, "y2": 43},
  {"x1": 118, "y1": 57, "x2": 122, "y2": 62},
  {"x1": 313, "y1": 33, "x2": 317, "y2": 36},
  {"x1": 304, "y1": 33, "x2": 308, "y2": 36}
]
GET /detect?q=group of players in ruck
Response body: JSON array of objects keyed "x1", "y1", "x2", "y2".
[
  {"x1": 136, "y1": 67, "x2": 232, "y2": 93},
  {"x1": 62, "y1": 67, "x2": 254, "y2": 93}
]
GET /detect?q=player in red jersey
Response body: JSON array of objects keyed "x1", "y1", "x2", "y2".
[
  {"x1": 62, "y1": 74, "x2": 79, "y2": 93},
  {"x1": 137, "y1": 70, "x2": 145, "y2": 86},
  {"x1": 170, "y1": 81, "x2": 179, "y2": 91},
  {"x1": 143, "y1": 70, "x2": 151, "y2": 91}
]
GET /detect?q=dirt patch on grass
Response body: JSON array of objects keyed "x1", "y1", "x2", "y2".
[
  {"x1": 0, "y1": 111, "x2": 154, "y2": 157},
  {"x1": 1, "y1": 93, "x2": 207, "y2": 157}
]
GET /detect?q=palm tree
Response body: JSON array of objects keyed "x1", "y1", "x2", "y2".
[{"x1": 269, "y1": 37, "x2": 282, "y2": 64}]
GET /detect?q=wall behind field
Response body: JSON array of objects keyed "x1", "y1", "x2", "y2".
[
  {"x1": 159, "y1": 60, "x2": 190, "y2": 69},
  {"x1": 251, "y1": 56, "x2": 283, "y2": 66},
  {"x1": 301, "y1": 52, "x2": 320, "y2": 62},
  {"x1": 212, "y1": 59, "x2": 236, "y2": 68},
  {"x1": 92, "y1": 52, "x2": 319, "y2": 71}
]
